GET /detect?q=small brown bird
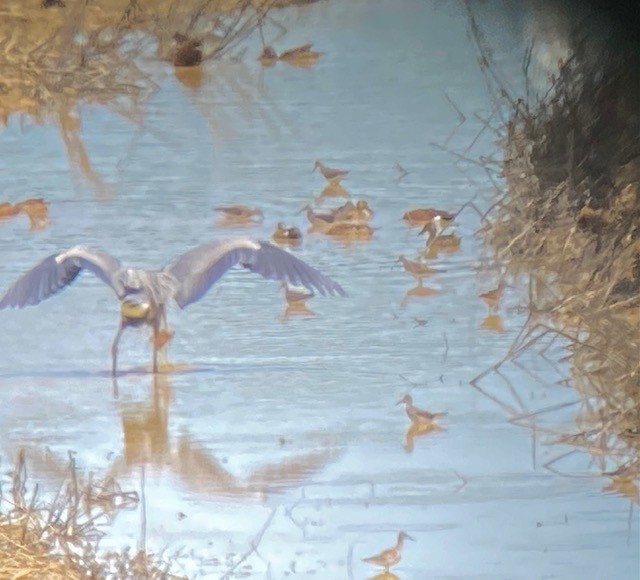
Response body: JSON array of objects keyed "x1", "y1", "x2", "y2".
[
  {"x1": 258, "y1": 46, "x2": 278, "y2": 66},
  {"x1": 172, "y1": 34, "x2": 203, "y2": 67},
  {"x1": 403, "y1": 207, "x2": 454, "y2": 228},
  {"x1": 336, "y1": 199, "x2": 373, "y2": 221},
  {"x1": 214, "y1": 205, "x2": 263, "y2": 224},
  {"x1": 478, "y1": 279, "x2": 506, "y2": 310},
  {"x1": 362, "y1": 531, "x2": 414, "y2": 572},
  {"x1": 282, "y1": 283, "x2": 313, "y2": 306},
  {"x1": 302, "y1": 205, "x2": 337, "y2": 232},
  {"x1": 272, "y1": 222, "x2": 303, "y2": 244},
  {"x1": 313, "y1": 160, "x2": 349, "y2": 183},
  {"x1": 397, "y1": 255, "x2": 438, "y2": 284},
  {"x1": 278, "y1": 43, "x2": 322, "y2": 65},
  {"x1": 397, "y1": 394, "x2": 447, "y2": 425}
]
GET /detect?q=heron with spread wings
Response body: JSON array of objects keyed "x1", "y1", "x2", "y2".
[{"x1": 0, "y1": 238, "x2": 345, "y2": 375}]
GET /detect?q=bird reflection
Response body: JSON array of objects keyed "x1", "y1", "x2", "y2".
[
  {"x1": 480, "y1": 313, "x2": 505, "y2": 333},
  {"x1": 317, "y1": 182, "x2": 351, "y2": 199},
  {"x1": 279, "y1": 283, "x2": 315, "y2": 323},
  {"x1": 107, "y1": 374, "x2": 341, "y2": 501},
  {"x1": 369, "y1": 572, "x2": 400, "y2": 580},
  {"x1": 602, "y1": 475, "x2": 639, "y2": 504},
  {"x1": 400, "y1": 284, "x2": 439, "y2": 308},
  {"x1": 0, "y1": 198, "x2": 51, "y2": 230},
  {"x1": 402, "y1": 420, "x2": 442, "y2": 453},
  {"x1": 214, "y1": 205, "x2": 263, "y2": 227}
]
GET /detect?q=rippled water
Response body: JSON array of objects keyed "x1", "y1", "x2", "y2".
[{"x1": 0, "y1": 1, "x2": 637, "y2": 578}]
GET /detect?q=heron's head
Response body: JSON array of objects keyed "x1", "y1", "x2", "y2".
[
  {"x1": 312, "y1": 160, "x2": 321, "y2": 172},
  {"x1": 356, "y1": 200, "x2": 372, "y2": 212}
]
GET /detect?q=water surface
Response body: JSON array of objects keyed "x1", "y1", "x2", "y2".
[{"x1": 0, "y1": 1, "x2": 637, "y2": 578}]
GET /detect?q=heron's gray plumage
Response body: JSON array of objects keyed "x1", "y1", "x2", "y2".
[
  {"x1": 0, "y1": 238, "x2": 345, "y2": 376},
  {"x1": 166, "y1": 238, "x2": 345, "y2": 308},
  {"x1": 0, "y1": 246, "x2": 122, "y2": 308}
]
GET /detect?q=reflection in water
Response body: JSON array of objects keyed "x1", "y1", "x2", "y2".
[
  {"x1": 173, "y1": 65, "x2": 205, "y2": 90},
  {"x1": 602, "y1": 475, "x2": 639, "y2": 504},
  {"x1": 0, "y1": 197, "x2": 50, "y2": 230},
  {"x1": 369, "y1": 572, "x2": 400, "y2": 580},
  {"x1": 317, "y1": 182, "x2": 351, "y2": 199},
  {"x1": 402, "y1": 420, "x2": 442, "y2": 454},
  {"x1": 214, "y1": 204, "x2": 264, "y2": 227},
  {"x1": 400, "y1": 284, "x2": 439, "y2": 308},
  {"x1": 108, "y1": 374, "x2": 341, "y2": 501},
  {"x1": 480, "y1": 313, "x2": 505, "y2": 333},
  {"x1": 59, "y1": 106, "x2": 116, "y2": 199}
]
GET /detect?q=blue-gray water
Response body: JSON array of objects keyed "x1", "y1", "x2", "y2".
[{"x1": 0, "y1": 1, "x2": 637, "y2": 578}]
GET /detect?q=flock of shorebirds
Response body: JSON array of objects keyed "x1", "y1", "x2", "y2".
[
  {"x1": 210, "y1": 159, "x2": 510, "y2": 576},
  {"x1": 1, "y1": 158, "x2": 509, "y2": 576}
]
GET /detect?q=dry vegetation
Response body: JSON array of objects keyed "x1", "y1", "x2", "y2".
[
  {"x1": 465, "y1": 5, "x2": 639, "y2": 491},
  {"x1": 0, "y1": 0, "x2": 309, "y2": 122},
  {"x1": 0, "y1": 450, "x2": 183, "y2": 578}
]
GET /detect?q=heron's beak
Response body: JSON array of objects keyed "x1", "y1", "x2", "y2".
[
  {"x1": 396, "y1": 398, "x2": 404, "y2": 406},
  {"x1": 418, "y1": 223, "x2": 430, "y2": 236},
  {"x1": 406, "y1": 533, "x2": 415, "y2": 541},
  {"x1": 297, "y1": 205, "x2": 310, "y2": 215}
]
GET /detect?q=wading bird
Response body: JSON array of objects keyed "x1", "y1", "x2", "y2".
[
  {"x1": 478, "y1": 279, "x2": 506, "y2": 310},
  {"x1": 362, "y1": 531, "x2": 414, "y2": 572},
  {"x1": 0, "y1": 238, "x2": 345, "y2": 376},
  {"x1": 313, "y1": 160, "x2": 349, "y2": 183},
  {"x1": 397, "y1": 394, "x2": 447, "y2": 425}
]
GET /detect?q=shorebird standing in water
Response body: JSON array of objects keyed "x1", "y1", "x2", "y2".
[
  {"x1": 313, "y1": 160, "x2": 349, "y2": 183},
  {"x1": 0, "y1": 238, "x2": 345, "y2": 376},
  {"x1": 478, "y1": 279, "x2": 507, "y2": 310},
  {"x1": 397, "y1": 394, "x2": 447, "y2": 426},
  {"x1": 362, "y1": 531, "x2": 414, "y2": 572}
]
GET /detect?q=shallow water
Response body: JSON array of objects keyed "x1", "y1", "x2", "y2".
[{"x1": 0, "y1": 1, "x2": 637, "y2": 578}]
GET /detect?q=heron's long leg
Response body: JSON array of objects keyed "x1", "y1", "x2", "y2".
[{"x1": 111, "y1": 321, "x2": 124, "y2": 377}]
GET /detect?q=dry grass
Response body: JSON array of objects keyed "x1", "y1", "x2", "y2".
[
  {"x1": 0, "y1": 450, "x2": 183, "y2": 579},
  {"x1": 463, "y1": 3, "x2": 640, "y2": 488}
]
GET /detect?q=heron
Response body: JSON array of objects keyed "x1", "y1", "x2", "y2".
[{"x1": 0, "y1": 237, "x2": 345, "y2": 376}]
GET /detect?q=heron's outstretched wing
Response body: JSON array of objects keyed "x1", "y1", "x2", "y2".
[
  {"x1": 0, "y1": 246, "x2": 122, "y2": 308},
  {"x1": 166, "y1": 238, "x2": 346, "y2": 309}
]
